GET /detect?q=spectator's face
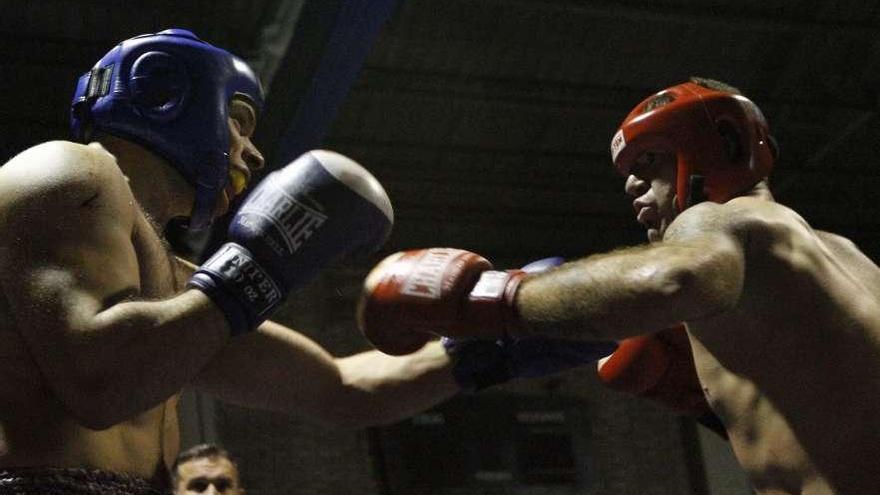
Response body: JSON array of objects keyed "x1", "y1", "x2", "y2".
[{"x1": 175, "y1": 456, "x2": 244, "y2": 495}]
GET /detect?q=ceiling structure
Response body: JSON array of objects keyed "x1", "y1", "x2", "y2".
[{"x1": 2, "y1": 0, "x2": 879, "y2": 264}]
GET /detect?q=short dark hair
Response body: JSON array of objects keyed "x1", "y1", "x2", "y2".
[
  {"x1": 171, "y1": 443, "x2": 237, "y2": 487},
  {"x1": 640, "y1": 77, "x2": 744, "y2": 115},
  {"x1": 689, "y1": 76, "x2": 743, "y2": 96}
]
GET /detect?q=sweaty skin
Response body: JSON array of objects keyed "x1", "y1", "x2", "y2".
[
  {"x1": 0, "y1": 103, "x2": 458, "y2": 481},
  {"x1": 515, "y1": 179, "x2": 880, "y2": 494},
  {"x1": 0, "y1": 141, "x2": 194, "y2": 479}
]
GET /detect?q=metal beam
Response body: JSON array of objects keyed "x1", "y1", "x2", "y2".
[{"x1": 252, "y1": 0, "x2": 402, "y2": 170}]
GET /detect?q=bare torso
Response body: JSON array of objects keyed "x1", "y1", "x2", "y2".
[
  {"x1": 0, "y1": 156, "x2": 185, "y2": 481},
  {"x1": 687, "y1": 198, "x2": 880, "y2": 494},
  {"x1": 0, "y1": 138, "x2": 465, "y2": 491}
]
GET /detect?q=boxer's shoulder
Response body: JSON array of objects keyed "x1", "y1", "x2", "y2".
[
  {"x1": 3, "y1": 140, "x2": 128, "y2": 194},
  {"x1": 668, "y1": 196, "x2": 804, "y2": 248},
  {"x1": 717, "y1": 198, "x2": 831, "y2": 260},
  {"x1": 0, "y1": 140, "x2": 135, "y2": 238}
]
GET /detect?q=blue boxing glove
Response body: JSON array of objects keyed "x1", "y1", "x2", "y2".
[
  {"x1": 520, "y1": 256, "x2": 565, "y2": 273},
  {"x1": 443, "y1": 257, "x2": 618, "y2": 392},
  {"x1": 443, "y1": 335, "x2": 618, "y2": 392},
  {"x1": 188, "y1": 150, "x2": 393, "y2": 335}
]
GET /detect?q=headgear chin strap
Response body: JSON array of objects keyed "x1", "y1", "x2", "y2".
[
  {"x1": 610, "y1": 81, "x2": 775, "y2": 212},
  {"x1": 70, "y1": 28, "x2": 264, "y2": 230}
]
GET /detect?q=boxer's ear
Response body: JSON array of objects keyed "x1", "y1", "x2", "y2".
[{"x1": 128, "y1": 51, "x2": 190, "y2": 123}]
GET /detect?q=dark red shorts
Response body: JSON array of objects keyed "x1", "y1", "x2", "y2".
[{"x1": 0, "y1": 467, "x2": 165, "y2": 495}]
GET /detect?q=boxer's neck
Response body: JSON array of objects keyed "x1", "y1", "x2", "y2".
[{"x1": 92, "y1": 134, "x2": 195, "y2": 228}]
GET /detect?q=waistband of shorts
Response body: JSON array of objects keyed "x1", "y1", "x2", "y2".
[{"x1": 0, "y1": 466, "x2": 166, "y2": 495}]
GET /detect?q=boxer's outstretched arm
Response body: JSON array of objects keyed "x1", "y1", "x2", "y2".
[
  {"x1": 516, "y1": 202, "x2": 746, "y2": 341},
  {"x1": 0, "y1": 142, "x2": 231, "y2": 429},
  {"x1": 190, "y1": 321, "x2": 458, "y2": 428}
]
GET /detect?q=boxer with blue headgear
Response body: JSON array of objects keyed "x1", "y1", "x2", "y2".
[
  {"x1": 71, "y1": 28, "x2": 264, "y2": 230},
  {"x1": 0, "y1": 29, "x2": 470, "y2": 494}
]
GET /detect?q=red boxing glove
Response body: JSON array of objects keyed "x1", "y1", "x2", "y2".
[
  {"x1": 597, "y1": 325, "x2": 710, "y2": 416},
  {"x1": 357, "y1": 248, "x2": 524, "y2": 355}
]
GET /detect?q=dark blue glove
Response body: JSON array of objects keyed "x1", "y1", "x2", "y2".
[
  {"x1": 443, "y1": 256, "x2": 618, "y2": 392},
  {"x1": 520, "y1": 256, "x2": 565, "y2": 273},
  {"x1": 443, "y1": 335, "x2": 618, "y2": 392},
  {"x1": 188, "y1": 150, "x2": 393, "y2": 335}
]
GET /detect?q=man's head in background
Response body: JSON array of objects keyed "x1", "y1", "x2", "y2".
[{"x1": 172, "y1": 444, "x2": 244, "y2": 495}]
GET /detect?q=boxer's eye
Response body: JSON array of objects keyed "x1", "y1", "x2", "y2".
[
  {"x1": 635, "y1": 152, "x2": 657, "y2": 168},
  {"x1": 629, "y1": 152, "x2": 657, "y2": 178},
  {"x1": 188, "y1": 480, "x2": 209, "y2": 492}
]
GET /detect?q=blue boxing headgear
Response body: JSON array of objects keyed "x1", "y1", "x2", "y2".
[{"x1": 70, "y1": 28, "x2": 264, "y2": 230}]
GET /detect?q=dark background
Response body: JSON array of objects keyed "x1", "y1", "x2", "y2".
[
  {"x1": 4, "y1": 1, "x2": 878, "y2": 494},
  {"x1": 6, "y1": 0, "x2": 880, "y2": 263}
]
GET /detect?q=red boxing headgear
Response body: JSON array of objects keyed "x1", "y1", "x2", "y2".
[{"x1": 610, "y1": 81, "x2": 775, "y2": 211}]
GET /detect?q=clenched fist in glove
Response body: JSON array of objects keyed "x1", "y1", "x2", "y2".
[
  {"x1": 357, "y1": 248, "x2": 525, "y2": 355},
  {"x1": 441, "y1": 257, "x2": 617, "y2": 392}
]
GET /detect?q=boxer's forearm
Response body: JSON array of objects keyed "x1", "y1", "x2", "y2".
[
  {"x1": 515, "y1": 238, "x2": 743, "y2": 341},
  {"x1": 332, "y1": 341, "x2": 458, "y2": 427},
  {"x1": 192, "y1": 323, "x2": 457, "y2": 428}
]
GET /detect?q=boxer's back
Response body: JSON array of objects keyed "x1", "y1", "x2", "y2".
[
  {"x1": 0, "y1": 141, "x2": 183, "y2": 479},
  {"x1": 686, "y1": 197, "x2": 880, "y2": 495}
]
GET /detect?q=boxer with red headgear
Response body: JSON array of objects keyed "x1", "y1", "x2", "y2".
[
  {"x1": 611, "y1": 78, "x2": 776, "y2": 211},
  {"x1": 596, "y1": 78, "x2": 779, "y2": 436},
  {"x1": 360, "y1": 78, "x2": 880, "y2": 494}
]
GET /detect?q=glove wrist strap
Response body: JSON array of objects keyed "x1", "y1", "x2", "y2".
[
  {"x1": 187, "y1": 243, "x2": 284, "y2": 336},
  {"x1": 466, "y1": 269, "x2": 526, "y2": 337}
]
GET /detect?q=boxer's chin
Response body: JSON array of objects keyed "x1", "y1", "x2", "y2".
[{"x1": 648, "y1": 217, "x2": 672, "y2": 243}]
